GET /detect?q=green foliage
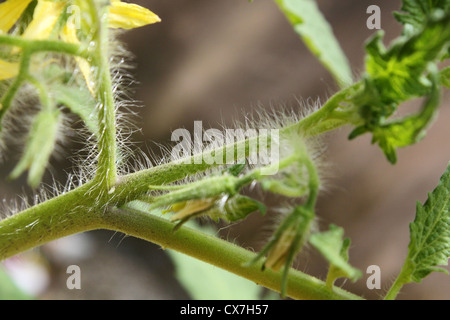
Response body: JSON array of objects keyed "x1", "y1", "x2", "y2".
[
  {"x1": 43, "y1": 64, "x2": 98, "y2": 136},
  {"x1": 219, "y1": 195, "x2": 266, "y2": 222},
  {"x1": 407, "y1": 163, "x2": 450, "y2": 282},
  {"x1": 1, "y1": 0, "x2": 450, "y2": 301},
  {"x1": 274, "y1": 0, "x2": 352, "y2": 87},
  {"x1": 53, "y1": 83, "x2": 98, "y2": 135},
  {"x1": 363, "y1": 70, "x2": 440, "y2": 163},
  {"x1": 9, "y1": 109, "x2": 61, "y2": 188},
  {"x1": 385, "y1": 163, "x2": 450, "y2": 300},
  {"x1": 349, "y1": 11, "x2": 450, "y2": 163},
  {"x1": 394, "y1": 0, "x2": 450, "y2": 30},
  {"x1": 246, "y1": 204, "x2": 315, "y2": 298},
  {"x1": 309, "y1": 224, "x2": 362, "y2": 288}
]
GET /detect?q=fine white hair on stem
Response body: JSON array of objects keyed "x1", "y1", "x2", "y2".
[
  {"x1": 154, "y1": 97, "x2": 326, "y2": 181},
  {"x1": 67, "y1": 31, "x2": 146, "y2": 181}
]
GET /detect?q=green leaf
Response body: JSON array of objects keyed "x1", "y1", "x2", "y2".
[
  {"x1": 309, "y1": 224, "x2": 362, "y2": 287},
  {"x1": 369, "y1": 70, "x2": 440, "y2": 164},
  {"x1": 167, "y1": 223, "x2": 263, "y2": 300},
  {"x1": 349, "y1": 12, "x2": 450, "y2": 163},
  {"x1": 394, "y1": 0, "x2": 450, "y2": 30},
  {"x1": 51, "y1": 83, "x2": 98, "y2": 136},
  {"x1": 274, "y1": 0, "x2": 352, "y2": 87},
  {"x1": 9, "y1": 109, "x2": 61, "y2": 188},
  {"x1": 41, "y1": 63, "x2": 98, "y2": 136},
  {"x1": 406, "y1": 162, "x2": 450, "y2": 282},
  {"x1": 262, "y1": 171, "x2": 309, "y2": 197},
  {"x1": 365, "y1": 12, "x2": 450, "y2": 105},
  {"x1": 225, "y1": 161, "x2": 246, "y2": 177}
]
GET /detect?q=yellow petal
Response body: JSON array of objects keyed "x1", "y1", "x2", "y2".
[
  {"x1": 0, "y1": 59, "x2": 19, "y2": 80},
  {"x1": 108, "y1": 0, "x2": 161, "y2": 29},
  {"x1": 60, "y1": 23, "x2": 78, "y2": 44},
  {"x1": 170, "y1": 199, "x2": 215, "y2": 221},
  {"x1": 21, "y1": 0, "x2": 67, "y2": 40},
  {"x1": 60, "y1": 23, "x2": 95, "y2": 95},
  {"x1": 0, "y1": 0, "x2": 34, "y2": 33}
]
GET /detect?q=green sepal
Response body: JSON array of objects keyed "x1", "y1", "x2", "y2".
[
  {"x1": 9, "y1": 109, "x2": 61, "y2": 188},
  {"x1": 51, "y1": 83, "x2": 98, "y2": 136},
  {"x1": 224, "y1": 161, "x2": 246, "y2": 177},
  {"x1": 222, "y1": 194, "x2": 266, "y2": 222},
  {"x1": 261, "y1": 171, "x2": 308, "y2": 198},
  {"x1": 246, "y1": 205, "x2": 314, "y2": 297},
  {"x1": 309, "y1": 224, "x2": 362, "y2": 288},
  {"x1": 42, "y1": 64, "x2": 99, "y2": 136}
]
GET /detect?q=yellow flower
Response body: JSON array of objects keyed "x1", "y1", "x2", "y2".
[
  {"x1": 0, "y1": 60, "x2": 19, "y2": 81},
  {"x1": 22, "y1": 0, "x2": 67, "y2": 40},
  {"x1": 109, "y1": 0, "x2": 161, "y2": 29},
  {"x1": 0, "y1": 0, "x2": 161, "y2": 83},
  {"x1": 0, "y1": 0, "x2": 34, "y2": 33}
]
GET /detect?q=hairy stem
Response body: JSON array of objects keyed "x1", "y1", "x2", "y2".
[
  {"x1": 384, "y1": 261, "x2": 413, "y2": 300},
  {"x1": 115, "y1": 84, "x2": 360, "y2": 204},
  {"x1": 0, "y1": 186, "x2": 362, "y2": 300},
  {"x1": 87, "y1": 0, "x2": 118, "y2": 189},
  {"x1": 0, "y1": 182, "x2": 101, "y2": 260},
  {"x1": 103, "y1": 206, "x2": 363, "y2": 300},
  {"x1": 0, "y1": 86, "x2": 361, "y2": 299}
]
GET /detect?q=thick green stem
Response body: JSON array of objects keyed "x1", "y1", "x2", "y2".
[
  {"x1": 0, "y1": 182, "x2": 101, "y2": 260},
  {"x1": 103, "y1": 206, "x2": 363, "y2": 300},
  {"x1": 114, "y1": 85, "x2": 360, "y2": 204},
  {"x1": 286, "y1": 83, "x2": 361, "y2": 136},
  {"x1": 0, "y1": 181, "x2": 363, "y2": 300},
  {"x1": 0, "y1": 85, "x2": 362, "y2": 299},
  {"x1": 87, "y1": 1, "x2": 118, "y2": 189},
  {"x1": 0, "y1": 35, "x2": 88, "y2": 58}
]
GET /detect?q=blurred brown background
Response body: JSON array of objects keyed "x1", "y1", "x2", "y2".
[{"x1": 1, "y1": 0, "x2": 449, "y2": 300}]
